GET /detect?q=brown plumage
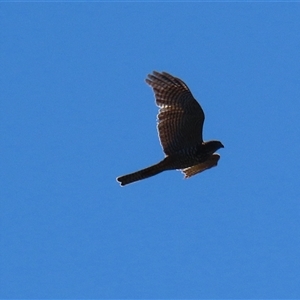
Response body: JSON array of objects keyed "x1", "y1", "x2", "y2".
[{"x1": 117, "y1": 71, "x2": 224, "y2": 186}]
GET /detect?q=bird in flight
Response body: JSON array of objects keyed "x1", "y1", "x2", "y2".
[{"x1": 117, "y1": 71, "x2": 224, "y2": 186}]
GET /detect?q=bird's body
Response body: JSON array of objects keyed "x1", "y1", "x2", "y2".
[{"x1": 117, "y1": 71, "x2": 224, "y2": 186}]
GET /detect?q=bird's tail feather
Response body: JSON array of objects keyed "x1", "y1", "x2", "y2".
[{"x1": 117, "y1": 159, "x2": 168, "y2": 186}]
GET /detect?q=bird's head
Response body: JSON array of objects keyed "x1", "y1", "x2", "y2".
[{"x1": 202, "y1": 140, "x2": 224, "y2": 155}]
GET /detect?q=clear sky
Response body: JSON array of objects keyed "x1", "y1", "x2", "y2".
[{"x1": 1, "y1": 2, "x2": 300, "y2": 299}]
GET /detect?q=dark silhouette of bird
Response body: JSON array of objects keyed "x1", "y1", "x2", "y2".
[{"x1": 117, "y1": 71, "x2": 224, "y2": 186}]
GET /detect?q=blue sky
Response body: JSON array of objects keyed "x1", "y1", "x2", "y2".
[{"x1": 1, "y1": 3, "x2": 300, "y2": 299}]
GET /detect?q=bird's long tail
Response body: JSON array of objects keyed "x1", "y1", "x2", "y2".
[{"x1": 117, "y1": 159, "x2": 170, "y2": 186}]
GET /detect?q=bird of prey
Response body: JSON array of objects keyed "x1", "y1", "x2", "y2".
[{"x1": 117, "y1": 71, "x2": 224, "y2": 186}]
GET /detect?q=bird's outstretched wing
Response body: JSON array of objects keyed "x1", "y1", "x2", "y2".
[
  {"x1": 181, "y1": 154, "x2": 220, "y2": 178},
  {"x1": 146, "y1": 71, "x2": 205, "y2": 156}
]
